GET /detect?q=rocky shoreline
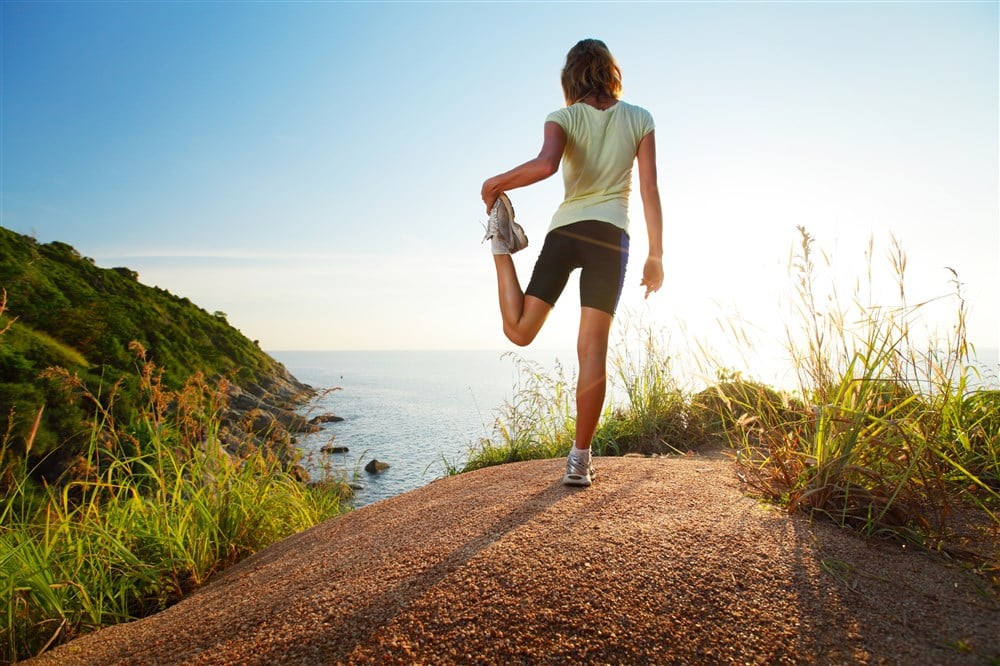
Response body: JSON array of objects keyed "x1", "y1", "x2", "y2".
[
  {"x1": 214, "y1": 361, "x2": 340, "y2": 482},
  {"x1": 216, "y1": 358, "x2": 393, "y2": 487}
]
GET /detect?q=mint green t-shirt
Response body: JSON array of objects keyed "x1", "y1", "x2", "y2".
[{"x1": 545, "y1": 101, "x2": 654, "y2": 235}]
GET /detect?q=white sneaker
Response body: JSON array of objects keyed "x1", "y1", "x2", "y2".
[
  {"x1": 563, "y1": 453, "x2": 593, "y2": 487},
  {"x1": 482, "y1": 193, "x2": 528, "y2": 254}
]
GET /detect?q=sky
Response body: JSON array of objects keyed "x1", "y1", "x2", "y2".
[{"x1": 2, "y1": 1, "x2": 997, "y2": 378}]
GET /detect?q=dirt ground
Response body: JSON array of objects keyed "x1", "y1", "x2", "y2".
[{"x1": 29, "y1": 452, "x2": 1000, "y2": 665}]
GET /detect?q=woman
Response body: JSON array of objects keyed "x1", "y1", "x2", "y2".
[{"x1": 481, "y1": 38, "x2": 664, "y2": 487}]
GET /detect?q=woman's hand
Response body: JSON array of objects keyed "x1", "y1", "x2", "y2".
[
  {"x1": 640, "y1": 256, "x2": 663, "y2": 299},
  {"x1": 481, "y1": 178, "x2": 501, "y2": 213}
]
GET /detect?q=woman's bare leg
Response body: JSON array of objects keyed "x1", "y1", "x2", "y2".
[
  {"x1": 493, "y1": 254, "x2": 551, "y2": 347},
  {"x1": 574, "y1": 306, "x2": 614, "y2": 450}
]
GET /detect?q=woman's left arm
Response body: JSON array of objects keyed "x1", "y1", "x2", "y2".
[
  {"x1": 481, "y1": 121, "x2": 566, "y2": 212},
  {"x1": 636, "y1": 130, "x2": 664, "y2": 298}
]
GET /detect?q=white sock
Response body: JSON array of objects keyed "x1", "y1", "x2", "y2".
[
  {"x1": 569, "y1": 447, "x2": 591, "y2": 465},
  {"x1": 491, "y1": 236, "x2": 510, "y2": 255}
]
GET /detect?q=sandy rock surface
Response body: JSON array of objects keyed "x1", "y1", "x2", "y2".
[{"x1": 30, "y1": 453, "x2": 999, "y2": 665}]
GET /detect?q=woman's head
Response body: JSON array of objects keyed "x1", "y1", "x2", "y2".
[{"x1": 561, "y1": 39, "x2": 623, "y2": 105}]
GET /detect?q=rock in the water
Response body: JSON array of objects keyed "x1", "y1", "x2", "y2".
[
  {"x1": 320, "y1": 445, "x2": 349, "y2": 454},
  {"x1": 309, "y1": 413, "x2": 344, "y2": 425},
  {"x1": 365, "y1": 459, "x2": 390, "y2": 474}
]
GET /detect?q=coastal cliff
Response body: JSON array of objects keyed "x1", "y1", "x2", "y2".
[{"x1": 0, "y1": 226, "x2": 315, "y2": 478}]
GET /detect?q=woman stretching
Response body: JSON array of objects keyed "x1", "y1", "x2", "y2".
[{"x1": 481, "y1": 38, "x2": 664, "y2": 487}]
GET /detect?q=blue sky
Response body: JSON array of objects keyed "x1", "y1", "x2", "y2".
[{"x1": 2, "y1": 2, "x2": 997, "y2": 376}]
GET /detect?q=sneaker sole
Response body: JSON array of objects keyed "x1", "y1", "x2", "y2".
[
  {"x1": 563, "y1": 476, "x2": 591, "y2": 488},
  {"x1": 562, "y1": 473, "x2": 592, "y2": 487}
]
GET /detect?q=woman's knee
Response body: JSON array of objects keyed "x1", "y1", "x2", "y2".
[
  {"x1": 503, "y1": 297, "x2": 551, "y2": 347},
  {"x1": 577, "y1": 333, "x2": 609, "y2": 359},
  {"x1": 504, "y1": 325, "x2": 537, "y2": 347},
  {"x1": 577, "y1": 309, "x2": 613, "y2": 359}
]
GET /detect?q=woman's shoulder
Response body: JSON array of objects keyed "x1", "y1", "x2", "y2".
[
  {"x1": 546, "y1": 105, "x2": 573, "y2": 120},
  {"x1": 546, "y1": 104, "x2": 594, "y2": 132},
  {"x1": 615, "y1": 101, "x2": 655, "y2": 132},
  {"x1": 616, "y1": 100, "x2": 653, "y2": 118}
]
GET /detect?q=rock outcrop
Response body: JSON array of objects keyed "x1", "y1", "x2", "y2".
[
  {"x1": 310, "y1": 413, "x2": 345, "y2": 425},
  {"x1": 215, "y1": 364, "x2": 319, "y2": 470},
  {"x1": 29, "y1": 455, "x2": 1000, "y2": 665},
  {"x1": 364, "y1": 459, "x2": 390, "y2": 474}
]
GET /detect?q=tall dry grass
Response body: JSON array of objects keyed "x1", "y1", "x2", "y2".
[
  {"x1": 450, "y1": 326, "x2": 708, "y2": 474},
  {"x1": 720, "y1": 228, "x2": 998, "y2": 566}
]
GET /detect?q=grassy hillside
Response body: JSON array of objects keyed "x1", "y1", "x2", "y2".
[
  {"x1": 0, "y1": 231, "x2": 350, "y2": 662},
  {"x1": 0, "y1": 226, "x2": 304, "y2": 477}
]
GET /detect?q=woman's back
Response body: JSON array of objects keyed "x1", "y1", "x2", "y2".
[{"x1": 547, "y1": 100, "x2": 654, "y2": 234}]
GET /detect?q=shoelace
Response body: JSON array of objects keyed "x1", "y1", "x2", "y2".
[{"x1": 481, "y1": 201, "x2": 503, "y2": 242}]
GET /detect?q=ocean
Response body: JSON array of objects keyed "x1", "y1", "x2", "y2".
[
  {"x1": 274, "y1": 347, "x2": 1000, "y2": 508},
  {"x1": 272, "y1": 350, "x2": 573, "y2": 507}
]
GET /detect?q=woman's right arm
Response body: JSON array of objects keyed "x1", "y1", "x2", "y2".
[
  {"x1": 481, "y1": 121, "x2": 566, "y2": 212},
  {"x1": 637, "y1": 130, "x2": 664, "y2": 298}
]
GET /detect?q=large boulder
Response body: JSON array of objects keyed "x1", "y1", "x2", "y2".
[
  {"x1": 364, "y1": 459, "x2": 390, "y2": 474},
  {"x1": 309, "y1": 413, "x2": 345, "y2": 425}
]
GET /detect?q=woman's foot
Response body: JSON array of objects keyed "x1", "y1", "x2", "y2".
[
  {"x1": 482, "y1": 193, "x2": 528, "y2": 254},
  {"x1": 563, "y1": 451, "x2": 593, "y2": 487}
]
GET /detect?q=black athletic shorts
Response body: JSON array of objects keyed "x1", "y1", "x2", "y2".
[{"x1": 525, "y1": 220, "x2": 630, "y2": 316}]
